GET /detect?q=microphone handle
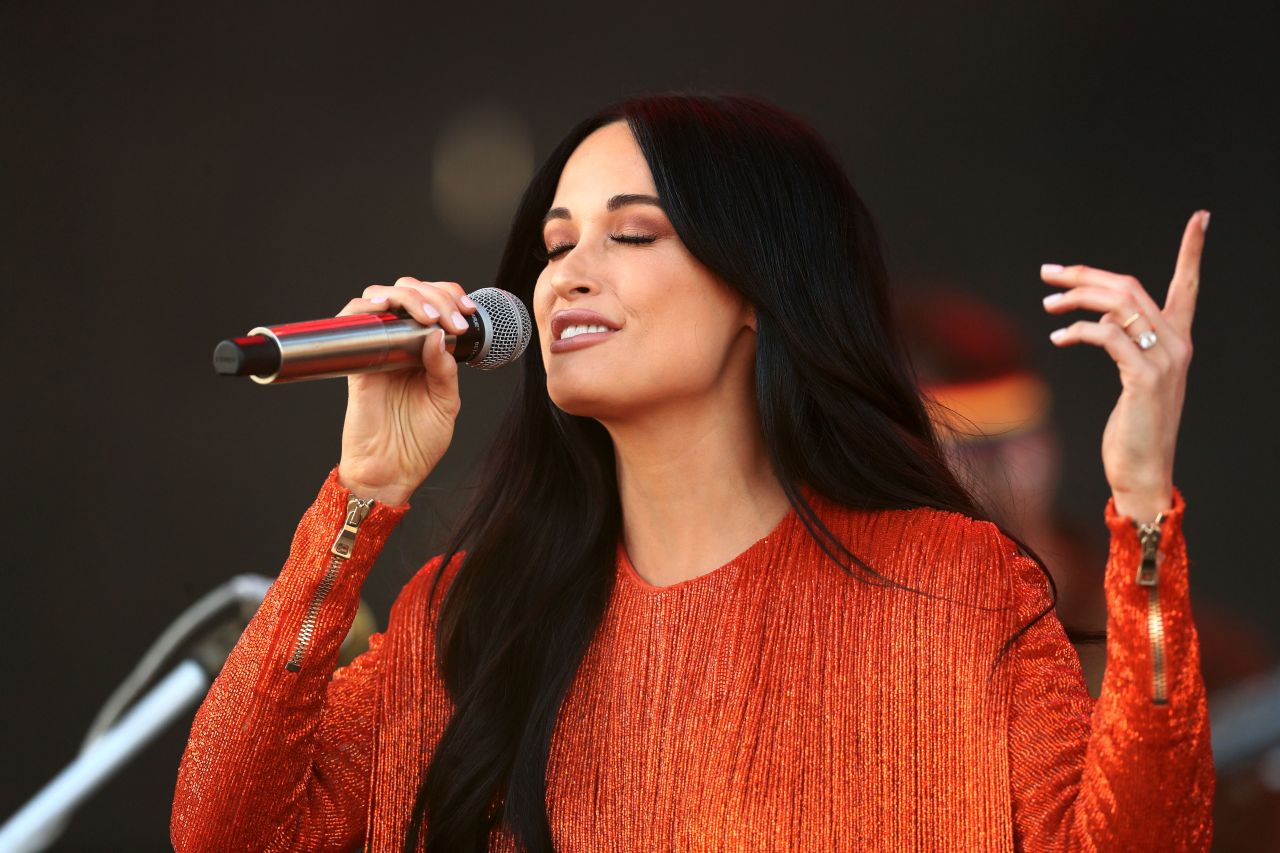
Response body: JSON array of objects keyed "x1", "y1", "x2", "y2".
[{"x1": 219, "y1": 309, "x2": 487, "y2": 384}]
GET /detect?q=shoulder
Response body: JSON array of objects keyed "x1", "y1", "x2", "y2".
[
  {"x1": 388, "y1": 550, "x2": 468, "y2": 623},
  {"x1": 810, "y1": 493, "x2": 1032, "y2": 605}
]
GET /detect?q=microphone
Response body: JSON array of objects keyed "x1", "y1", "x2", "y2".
[{"x1": 212, "y1": 287, "x2": 532, "y2": 384}]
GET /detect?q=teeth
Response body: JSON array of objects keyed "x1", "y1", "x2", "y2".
[{"x1": 559, "y1": 324, "x2": 611, "y2": 341}]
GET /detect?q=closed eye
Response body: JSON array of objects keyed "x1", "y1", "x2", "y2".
[{"x1": 537, "y1": 233, "x2": 658, "y2": 262}]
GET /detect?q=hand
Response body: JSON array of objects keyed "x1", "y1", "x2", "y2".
[
  {"x1": 335, "y1": 277, "x2": 479, "y2": 506},
  {"x1": 1040, "y1": 210, "x2": 1209, "y2": 523}
]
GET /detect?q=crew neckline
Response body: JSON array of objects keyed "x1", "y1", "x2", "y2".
[{"x1": 617, "y1": 498, "x2": 801, "y2": 594}]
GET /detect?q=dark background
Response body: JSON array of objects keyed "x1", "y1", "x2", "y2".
[{"x1": 3, "y1": 2, "x2": 1277, "y2": 850}]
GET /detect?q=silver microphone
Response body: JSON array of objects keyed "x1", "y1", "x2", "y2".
[{"x1": 213, "y1": 287, "x2": 532, "y2": 384}]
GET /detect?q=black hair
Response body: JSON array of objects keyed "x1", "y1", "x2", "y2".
[{"x1": 404, "y1": 92, "x2": 1056, "y2": 853}]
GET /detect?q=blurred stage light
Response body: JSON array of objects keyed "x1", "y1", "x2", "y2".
[{"x1": 430, "y1": 103, "x2": 535, "y2": 244}]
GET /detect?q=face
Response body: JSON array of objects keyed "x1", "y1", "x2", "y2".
[{"x1": 533, "y1": 121, "x2": 756, "y2": 420}]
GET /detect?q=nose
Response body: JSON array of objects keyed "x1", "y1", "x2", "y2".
[{"x1": 545, "y1": 245, "x2": 603, "y2": 300}]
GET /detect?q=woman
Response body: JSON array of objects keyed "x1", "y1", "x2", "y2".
[{"x1": 171, "y1": 94, "x2": 1212, "y2": 852}]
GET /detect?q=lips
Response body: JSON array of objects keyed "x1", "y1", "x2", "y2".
[
  {"x1": 550, "y1": 309, "x2": 621, "y2": 342},
  {"x1": 548, "y1": 309, "x2": 620, "y2": 354}
]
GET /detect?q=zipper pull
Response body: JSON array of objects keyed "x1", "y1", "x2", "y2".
[
  {"x1": 330, "y1": 495, "x2": 376, "y2": 559},
  {"x1": 1134, "y1": 517, "x2": 1163, "y2": 587}
]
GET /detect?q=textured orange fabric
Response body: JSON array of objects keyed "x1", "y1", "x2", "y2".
[{"x1": 171, "y1": 466, "x2": 1213, "y2": 851}]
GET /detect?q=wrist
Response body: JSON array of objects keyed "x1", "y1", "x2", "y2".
[
  {"x1": 336, "y1": 470, "x2": 415, "y2": 507},
  {"x1": 1111, "y1": 487, "x2": 1173, "y2": 524}
]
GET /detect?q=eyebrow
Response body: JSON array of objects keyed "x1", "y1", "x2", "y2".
[{"x1": 541, "y1": 193, "x2": 663, "y2": 226}]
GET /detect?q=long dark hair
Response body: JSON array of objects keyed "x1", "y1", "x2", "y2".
[{"x1": 405, "y1": 93, "x2": 1056, "y2": 852}]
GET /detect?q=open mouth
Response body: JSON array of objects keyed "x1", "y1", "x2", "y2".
[
  {"x1": 559, "y1": 324, "x2": 611, "y2": 341},
  {"x1": 549, "y1": 326, "x2": 617, "y2": 353}
]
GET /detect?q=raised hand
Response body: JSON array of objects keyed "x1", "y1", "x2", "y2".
[{"x1": 1039, "y1": 210, "x2": 1209, "y2": 523}]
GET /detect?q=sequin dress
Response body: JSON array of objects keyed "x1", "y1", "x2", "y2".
[{"x1": 171, "y1": 466, "x2": 1213, "y2": 851}]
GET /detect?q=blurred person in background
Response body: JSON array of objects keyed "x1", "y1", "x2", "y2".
[{"x1": 897, "y1": 286, "x2": 1111, "y2": 694}]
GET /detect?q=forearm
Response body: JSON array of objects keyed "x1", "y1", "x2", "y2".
[
  {"x1": 171, "y1": 467, "x2": 409, "y2": 852},
  {"x1": 1008, "y1": 486, "x2": 1214, "y2": 851}
]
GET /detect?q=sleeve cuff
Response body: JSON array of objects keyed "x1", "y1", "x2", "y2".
[{"x1": 315, "y1": 465, "x2": 412, "y2": 553}]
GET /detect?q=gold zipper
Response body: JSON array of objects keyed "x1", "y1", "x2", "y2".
[
  {"x1": 1133, "y1": 512, "x2": 1168, "y2": 705},
  {"x1": 284, "y1": 495, "x2": 375, "y2": 672}
]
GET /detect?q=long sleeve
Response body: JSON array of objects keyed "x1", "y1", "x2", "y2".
[
  {"x1": 171, "y1": 466, "x2": 411, "y2": 853},
  {"x1": 1005, "y1": 486, "x2": 1214, "y2": 851}
]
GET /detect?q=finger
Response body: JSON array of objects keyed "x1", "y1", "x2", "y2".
[
  {"x1": 421, "y1": 327, "x2": 460, "y2": 414},
  {"x1": 1049, "y1": 319, "x2": 1163, "y2": 381},
  {"x1": 390, "y1": 279, "x2": 474, "y2": 330},
  {"x1": 1042, "y1": 284, "x2": 1171, "y2": 340},
  {"x1": 1163, "y1": 210, "x2": 1209, "y2": 338},
  {"x1": 1043, "y1": 284, "x2": 1136, "y2": 318},
  {"x1": 1041, "y1": 264, "x2": 1165, "y2": 322},
  {"x1": 354, "y1": 285, "x2": 446, "y2": 328},
  {"x1": 362, "y1": 284, "x2": 471, "y2": 332},
  {"x1": 395, "y1": 278, "x2": 477, "y2": 315},
  {"x1": 336, "y1": 294, "x2": 411, "y2": 319},
  {"x1": 417, "y1": 280, "x2": 478, "y2": 313}
]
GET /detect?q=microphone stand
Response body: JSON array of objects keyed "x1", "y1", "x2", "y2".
[{"x1": 0, "y1": 575, "x2": 273, "y2": 853}]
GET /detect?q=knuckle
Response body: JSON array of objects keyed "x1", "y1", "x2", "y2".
[
  {"x1": 1169, "y1": 340, "x2": 1191, "y2": 365},
  {"x1": 362, "y1": 285, "x2": 385, "y2": 299},
  {"x1": 394, "y1": 276, "x2": 421, "y2": 287},
  {"x1": 1098, "y1": 323, "x2": 1123, "y2": 342},
  {"x1": 431, "y1": 281, "x2": 467, "y2": 300}
]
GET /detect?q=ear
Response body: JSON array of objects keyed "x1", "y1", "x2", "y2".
[{"x1": 745, "y1": 305, "x2": 758, "y2": 332}]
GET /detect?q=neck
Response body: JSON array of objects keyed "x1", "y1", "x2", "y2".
[{"x1": 602, "y1": 382, "x2": 791, "y2": 589}]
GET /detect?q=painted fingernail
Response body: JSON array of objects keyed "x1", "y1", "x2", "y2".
[
  {"x1": 370, "y1": 296, "x2": 388, "y2": 304},
  {"x1": 1200, "y1": 211, "x2": 1211, "y2": 232},
  {"x1": 1041, "y1": 264, "x2": 1065, "y2": 275},
  {"x1": 1042, "y1": 293, "x2": 1064, "y2": 307},
  {"x1": 451, "y1": 311, "x2": 467, "y2": 331},
  {"x1": 422, "y1": 303, "x2": 440, "y2": 320},
  {"x1": 1049, "y1": 328, "x2": 1068, "y2": 342},
  {"x1": 460, "y1": 295, "x2": 478, "y2": 310}
]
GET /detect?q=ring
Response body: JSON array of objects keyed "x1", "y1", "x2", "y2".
[
  {"x1": 1134, "y1": 331, "x2": 1158, "y2": 351},
  {"x1": 1120, "y1": 312, "x2": 1142, "y2": 331}
]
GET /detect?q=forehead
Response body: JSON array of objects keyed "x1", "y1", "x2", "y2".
[{"x1": 551, "y1": 121, "x2": 657, "y2": 207}]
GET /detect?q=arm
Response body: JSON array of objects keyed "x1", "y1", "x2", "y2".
[
  {"x1": 1005, "y1": 486, "x2": 1214, "y2": 851},
  {"x1": 171, "y1": 466, "x2": 412, "y2": 853}
]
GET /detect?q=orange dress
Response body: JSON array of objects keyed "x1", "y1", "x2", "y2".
[{"x1": 171, "y1": 466, "x2": 1213, "y2": 851}]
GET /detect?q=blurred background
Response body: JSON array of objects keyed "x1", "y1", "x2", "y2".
[{"x1": 2, "y1": 1, "x2": 1277, "y2": 850}]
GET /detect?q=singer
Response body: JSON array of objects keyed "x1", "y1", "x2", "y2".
[{"x1": 171, "y1": 94, "x2": 1213, "y2": 851}]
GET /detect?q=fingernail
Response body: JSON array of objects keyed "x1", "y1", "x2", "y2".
[
  {"x1": 1042, "y1": 293, "x2": 1063, "y2": 307},
  {"x1": 1049, "y1": 328, "x2": 1068, "y2": 342},
  {"x1": 1041, "y1": 264, "x2": 1064, "y2": 275},
  {"x1": 451, "y1": 311, "x2": 467, "y2": 331},
  {"x1": 438, "y1": 329, "x2": 447, "y2": 351},
  {"x1": 370, "y1": 296, "x2": 388, "y2": 303},
  {"x1": 460, "y1": 295, "x2": 478, "y2": 310},
  {"x1": 1201, "y1": 211, "x2": 1211, "y2": 232},
  {"x1": 422, "y1": 303, "x2": 440, "y2": 320}
]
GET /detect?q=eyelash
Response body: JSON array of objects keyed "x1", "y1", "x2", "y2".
[{"x1": 538, "y1": 234, "x2": 657, "y2": 261}]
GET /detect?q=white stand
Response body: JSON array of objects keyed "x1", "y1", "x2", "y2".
[{"x1": 0, "y1": 661, "x2": 208, "y2": 853}]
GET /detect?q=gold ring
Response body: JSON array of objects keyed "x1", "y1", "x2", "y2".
[{"x1": 1120, "y1": 312, "x2": 1142, "y2": 331}]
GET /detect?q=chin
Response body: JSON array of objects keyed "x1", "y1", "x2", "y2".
[{"x1": 545, "y1": 380, "x2": 618, "y2": 419}]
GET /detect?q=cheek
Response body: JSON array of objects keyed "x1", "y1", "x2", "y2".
[{"x1": 532, "y1": 273, "x2": 555, "y2": 352}]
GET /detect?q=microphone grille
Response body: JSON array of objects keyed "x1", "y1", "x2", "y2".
[{"x1": 467, "y1": 287, "x2": 533, "y2": 370}]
